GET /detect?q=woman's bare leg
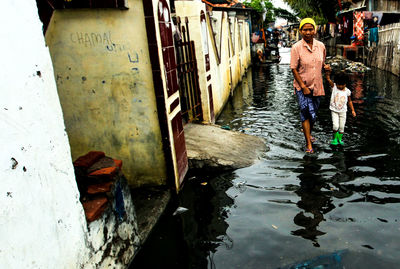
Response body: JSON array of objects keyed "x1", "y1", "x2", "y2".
[{"x1": 302, "y1": 119, "x2": 312, "y2": 150}]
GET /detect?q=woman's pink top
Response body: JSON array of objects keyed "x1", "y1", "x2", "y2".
[{"x1": 290, "y1": 38, "x2": 326, "y2": 96}]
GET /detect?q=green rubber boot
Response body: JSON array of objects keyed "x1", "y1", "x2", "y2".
[
  {"x1": 331, "y1": 132, "x2": 339, "y2": 145},
  {"x1": 337, "y1": 133, "x2": 344, "y2": 145}
]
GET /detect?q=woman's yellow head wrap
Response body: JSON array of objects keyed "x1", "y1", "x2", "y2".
[{"x1": 299, "y1": 18, "x2": 317, "y2": 30}]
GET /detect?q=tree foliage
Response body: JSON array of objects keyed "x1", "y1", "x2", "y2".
[
  {"x1": 274, "y1": 7, "x2": 298, "y2": 23},
  {"x1": 243, "y1": 0, "x2": 272, "y2": 13},
  {"x1": 244, "y1": 0, "x2": 340, "y2": 26},
  {"x1": 243, "y1": 0, "x2": 274, "y2": 23},
  {"x1": 243, "y1": 0, "x2": 297, "y2": 25},
  {"x1": 283, "y1": 0, "x2": 340, "y2": 24}
]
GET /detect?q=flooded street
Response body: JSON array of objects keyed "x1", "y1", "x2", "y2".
[{"x1": 131, "y1": 60, "x2": 400, "y2": 268}]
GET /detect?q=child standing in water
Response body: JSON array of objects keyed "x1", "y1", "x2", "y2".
[{"x1": 325, "y1": 71, "x2": 356, "y2": 145}]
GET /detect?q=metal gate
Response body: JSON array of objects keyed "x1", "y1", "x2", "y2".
[{"x1": 175, "y1": 16, "x2": 203, "y2": 124}]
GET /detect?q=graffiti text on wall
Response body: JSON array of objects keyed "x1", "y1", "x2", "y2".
[
  {"x1": 128, "y1": 52, "x2": 139, "y2": 73},
  {"x1": 70, "y1": 31, "x2": 114, "y2": 48},
  {"x1": 70, "y1": 31, "x2": 140, "y2": 73}
]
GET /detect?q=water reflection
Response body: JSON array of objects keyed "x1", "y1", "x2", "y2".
[
  {"x1": 347, "y1": 67, "x2": 400, "y2": 144},
  {"x1": 178, "y1": 173, "x2": 235, "y2": 268},
  {"x1": 131, "y1": 64, "x2": 400, "y2": 269},
  {"x1": 292, "y1": 157, "x2": 332, "y2": 247},
  {"x1": 215, "y1": 65, "x2": 400, "y2": 267},
  {"x1": 350, "y1": 73, "x2": 365, "y2": 104}
]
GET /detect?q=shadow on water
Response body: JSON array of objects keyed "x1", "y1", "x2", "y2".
[
  {"x1": 130, "y1": 172, "x2": 235, "y2": 269},
  {"x1": 291, "y1": 156, "x2": 332, "y2": 248},
  {"x1": 131, "y1": 63, "x2": 400, "y2": 269}
]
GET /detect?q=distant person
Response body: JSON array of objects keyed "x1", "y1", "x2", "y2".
[
  {"x1": 325, "y1": 70, "x2": 356, "y2": 145},
  {"x1": 290, "y1": 18, "x2": 330, "y2": 154},
  {"x1": 369, "y1": 16, "x2": 379, "y2": 47},
  {"x1": 272, "y1": 28, "x2": 280, "y2": 46}
]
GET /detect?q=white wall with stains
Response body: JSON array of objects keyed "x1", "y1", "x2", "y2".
[
  {"x1": 175, "y1": 1, "x2": 252, "y2": 121},
  {"x1": 44, "y1": 0, "x2": 168, "y2": 188},
  {"x1": 0, "y1": 2, "x2": 89, "y2": 268}
]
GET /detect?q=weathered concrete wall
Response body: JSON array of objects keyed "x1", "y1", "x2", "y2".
[
  {"x1": 175, "y1": 1, "x2": 251, "y2": 122},
  {"x1": 82, "y1": 175, "x2": 140, "y2": 268},
  {"x1": 45, "y1": 0, "x2": 168, "y2": 188},
  {"x1": 175, "y1": 1, "x2": 212, "y2": 122},
  {"x1": 0, "y1": 2, "x2": 89, "y2": 268},
  {"x1": 210, "y1": 11, "x2": 251, "y2": 119},
  {"x1": 210, "y1": 10, "x2": 231, "y2": 119},
  {"x1": 1, "y1": 2, "x2": 146, "y2": 268},
  {"x1": 367, "y1": 23, "x2": 400, "y2": 76}
]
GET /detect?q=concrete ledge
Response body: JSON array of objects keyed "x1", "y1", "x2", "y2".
[
  {"x1": 129, "y1": 123, "x2": 266, "y2": 263},
  {"x1": 184, "y1": 123, "x2": 268, "y2": 172},
  {"x1": 130, "y1": 186, "x2": 171, "y2": 243}
]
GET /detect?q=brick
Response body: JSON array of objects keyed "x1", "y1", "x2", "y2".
[
  {"x1": 87, "y1": 156, "x2": 115, "y2": 174},
  {"x1": 73, "y1": 151, "x2": 105, "y2": 169},
  {"x1": 88, "y1": 166, "x2": 118, "y2": 178},
  {"x1": 82, "y1": 197, "x2": 108, "y2": 222},
  {"x1": 87, "y1": 181, "x2": 113, "y2": 195}
]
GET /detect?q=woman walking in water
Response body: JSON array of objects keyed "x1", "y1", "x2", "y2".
[{"x1": 290, "y1": 18, "x2": 330, "y2": 153}]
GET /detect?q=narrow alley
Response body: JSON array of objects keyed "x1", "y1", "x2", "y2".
[
  {"x1": 2, "y1": 0, "x2": 400, "y2": 268},
  {"x1": 131, "y1": 63, "x2": 400, "y2": 268}
]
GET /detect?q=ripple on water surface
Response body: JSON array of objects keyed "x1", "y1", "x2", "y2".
[
  {"x1": 131, "y1": 65, "x2": 400, "y2": 269},
  {"x1": 213, "y1": 65, "x2": 400, "y2": 268}
]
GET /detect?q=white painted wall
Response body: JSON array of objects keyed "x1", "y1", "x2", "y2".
[
  {"x1": 175, "y1": 2, "x2": 251, "y2": 122},
  {"x1": 0, "y1": 2, "x2": 89, "y2": 268},
  {"x1": 175, "y1": 1, "x2": 212, "y2": 122}
]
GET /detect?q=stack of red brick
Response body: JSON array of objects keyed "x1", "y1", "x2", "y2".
[{"x1": 73, "y1": 151, "x2": 123, "y2": 222}]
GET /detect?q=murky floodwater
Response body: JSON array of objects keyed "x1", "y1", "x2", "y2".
[{"x1": 131, "y1": 59, "x2": 400, "y2": 268}]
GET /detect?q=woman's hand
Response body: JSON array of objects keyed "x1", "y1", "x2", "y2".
[
  {"x1": 324, "y1": 64, "x2": 331, "y2": 73},
  {"x1": 352, "y1": 110, "x2": 356, "y2": 117}
]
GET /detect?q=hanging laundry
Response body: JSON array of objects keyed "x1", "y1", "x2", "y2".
[
  {"x1": 369, "y1": 27, "x2": 379, "y2": 44},
  {"x1": 343, "y1": 16, "x2": 349, "y2": 34},
  {"x1": 353, "y1": 11, "x2": 364, "y2": 41}
]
